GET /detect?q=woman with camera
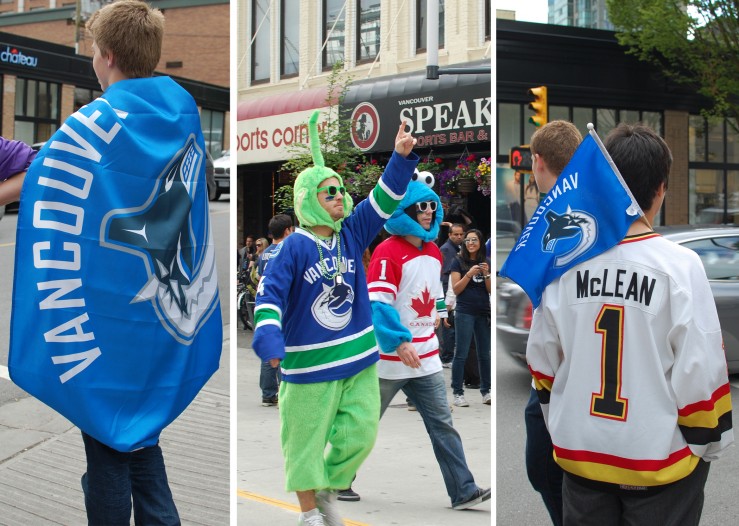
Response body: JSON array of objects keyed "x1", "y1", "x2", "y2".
[{"x1": 449, "y1": 229, "x2": 491, "y2": 408}]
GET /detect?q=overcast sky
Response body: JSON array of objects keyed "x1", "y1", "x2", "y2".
[{"x1": 496, "y1": 0, "x2": 549, "y2": 23}]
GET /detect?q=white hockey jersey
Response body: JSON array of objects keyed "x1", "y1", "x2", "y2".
[
  {"x1": 367, "y1": 236, "x2": 447, "y2": 380},
  {"x1": 527, "y1": 232, "x2": 733, "y2": 487}
]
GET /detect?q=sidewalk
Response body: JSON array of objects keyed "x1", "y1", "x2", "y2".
[
  {"x1": 237, "y1": 328, "x2": 491, "y2": 526},
  {"x1": 0, "y1": 327, "x2": 230, "y2": 526}
]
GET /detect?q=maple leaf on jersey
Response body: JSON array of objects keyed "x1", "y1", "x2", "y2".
[{"x1": 410, "y1": 287, "x2": 435, "y2": 318}]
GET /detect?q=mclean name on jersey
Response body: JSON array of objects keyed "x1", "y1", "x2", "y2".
[{"x1": 575, "y1": 268, "x2": 657, "y2": 306}]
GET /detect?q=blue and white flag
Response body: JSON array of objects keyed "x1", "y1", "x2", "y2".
[
  {"x1": 9, "y1": 76, "x2": 222, "y2": 452},
  {"x1": 499, "y1": 126, "x2": 643, "y2": 309}
]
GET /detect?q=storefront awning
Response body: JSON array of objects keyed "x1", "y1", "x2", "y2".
[{"x1": 236, "y1": 86, "x2": 330, "y2": 120}]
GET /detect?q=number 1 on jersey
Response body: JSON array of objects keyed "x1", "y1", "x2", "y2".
[{"x1": 590, "y1": 305, "x2": 629, "y2": 421}]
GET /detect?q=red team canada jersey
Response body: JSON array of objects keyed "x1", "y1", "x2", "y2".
[
  {"x1": 367, "y1": 237, "x2": 447, "y2": 380},
  {"x1": 527, "y1": 232, "x2": 734, "y2": 487}
]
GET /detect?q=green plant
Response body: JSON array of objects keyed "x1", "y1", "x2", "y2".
[
  {"x1": 281, "y1": 61, "x2": 365, "y2": 181},
  {"x1": 345, "y1": 159, "x2": 384, "y2": 198},
  {"x1": 455, "y1": 154, "x2": 479, "y2": 181},
  {"x1": 273, "y1": 185, "x2": 294, "y2": 214}
]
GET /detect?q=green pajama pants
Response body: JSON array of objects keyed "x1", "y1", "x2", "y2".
[{"x1": 279, "y1": 364, "x2": 380, "y2": 492}]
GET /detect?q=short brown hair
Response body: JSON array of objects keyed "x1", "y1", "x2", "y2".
[
  {"x1": 87, "y1": 0, "x2": 164, "y2": 79},
  {"x1": 530, "y1": 121, "x2": 582, "y2": 176}
]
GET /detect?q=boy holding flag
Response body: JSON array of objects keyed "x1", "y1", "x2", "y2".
[
  {"x1": 518, "y1": 123, "x2": 733, "y2": 524},
  {"x1": 9, "y1": 1, "x2": 223, "y2": 523}
]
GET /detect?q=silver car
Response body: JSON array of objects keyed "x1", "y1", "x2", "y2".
[{"x1": 497, "y1": 225, "x2": 739, "y2": 373}]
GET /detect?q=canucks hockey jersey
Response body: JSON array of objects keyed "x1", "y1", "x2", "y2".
[
  {"x1": 527, "y1": 232, "x2": 733, "y2": 487},
  {"x1": 252, "y1": 151, "x2": 418, "y2": 383},
  {"x1": 367, "y1": 236, "x2": 447, "y2": 380}
]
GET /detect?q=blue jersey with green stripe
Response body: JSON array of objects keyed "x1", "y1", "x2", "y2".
[{"x1": 253, "y1": 151, "x2": 419, "y2": 383}]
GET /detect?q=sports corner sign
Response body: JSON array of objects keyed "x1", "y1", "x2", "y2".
[{"x1": 236, "y1": 107, "x2": 333, "y2": 165}]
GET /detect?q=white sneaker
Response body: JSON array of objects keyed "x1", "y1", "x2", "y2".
[
  {"x1": 482, "y1": 393, "x2": 491, "y2": 405},
  {"x1": 315, "y1": 490, "x2": 345, "y2": 526},
  {"x1": 298, "y1": 509, "x2": 326, "y2": 526},
  {"x1": 453, "y1": 395, "x2": 469, "y2": 407}
]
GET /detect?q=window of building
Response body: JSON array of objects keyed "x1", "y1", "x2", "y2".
[
  {"x1": 497, "y1": 102, "x2": 667, "y2": 226},
  {"x1": 201, "y1": 108, "x2": 225, "y2": 158},
  {"x1": 357, "y1": 0, "x2": 381, "y2": 63},
  {"x1": 281, "y1": 0, "x2": 299, "y2": 77},
  {"x1": 323, "y1": 0, "x2": 346, "y2": 70},
  {"x1": 74, "y1": 87, "x2": 103, "y2": 113},
  {"x1": 497, "y1": 103, "x2": 521, "y2": 157},
  {"x1": 251, "y1": 0, "x2": 271, "y2": 83},
  {"x1": 416, "y1": 0, "x2": 444, "y2": 52},
  {"x1": 689, "y1": 116, "x2": 739, "y2": 224},
  {"x1": 14, "y1": 78, "x2": 60, "y2": 145}
]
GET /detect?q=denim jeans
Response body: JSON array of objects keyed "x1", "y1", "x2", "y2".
[
  {"x1": 259, "y1": 360, "x2": 281, "y2": 398},
  {"x1": 450, "y1": 311, "x2": 491, "y2": 396},
  {"x1": 439, "y1": 319, "x2": 455, "y2": 363},
  {"x1": 525, "y1": 387, "x2": 563, "y2": 526},
  {"x1": 379, "y1": 371, "x2": 480, "y2": 507},
  {"x1": 81, "y1": 432, "x2": 180, "y2": 526}
]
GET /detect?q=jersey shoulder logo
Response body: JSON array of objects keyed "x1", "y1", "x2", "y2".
[
  {"x1": 101, "y1": 137, "x2": 219, "y2": 344},
  {"x1": 542, "y1": 206, "x2": 597, "y2": 268}
]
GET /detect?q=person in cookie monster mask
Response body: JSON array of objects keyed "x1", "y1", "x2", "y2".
[
  {"x1": 364, "y1": 179, "x2": 491, "y2": 511},
  {"x1": 252, "y1": 110, "x2": 418, "y2": 526}
]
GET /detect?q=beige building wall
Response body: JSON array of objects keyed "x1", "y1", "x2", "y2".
[{"x1": 238, "y1": 0, "x2": 491, "y2": 100}]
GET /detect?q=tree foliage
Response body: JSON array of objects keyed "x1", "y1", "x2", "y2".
[
  {"x1": 606, "y1": 0, "x2": 739, "y2": 120},
  {"x1": 280, "y1": 61, "x2": 365, "y2": 181}
]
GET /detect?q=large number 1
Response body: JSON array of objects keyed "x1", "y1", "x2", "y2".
[{"x1": 590, "y1": 305, "x2": 629, "y2": 421}]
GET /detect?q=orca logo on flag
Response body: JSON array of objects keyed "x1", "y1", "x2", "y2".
[
  {"x1": 101, "y1": 136, "x2": 219, "y2": 344},
  {"x1": 311, "y1": 281, "x2": 354, "y2": 330},
  {"x1": 542, "y1": 206, "x2": 597, "y2": 268}
]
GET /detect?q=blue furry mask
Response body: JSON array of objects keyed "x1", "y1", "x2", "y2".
[{"x1": 384, "y1": 180, "x2": 442, "y2": 242}]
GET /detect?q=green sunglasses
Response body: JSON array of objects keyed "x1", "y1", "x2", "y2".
[{"x1": 316, "y1": 185, "x2": 346, "y2": 198}]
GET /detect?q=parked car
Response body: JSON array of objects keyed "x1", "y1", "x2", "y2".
[
  {"x1": 497, "y1": 225, "x2": 739, "y2": 373},
  {"x1": 212, "y1": 150, "x2": 230, "y2": 200}
]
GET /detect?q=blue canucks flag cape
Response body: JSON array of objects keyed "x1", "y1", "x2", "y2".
[
  {"x1": 9, "y1": 76, "x2": 222, "y2": 452},
  {"x1": 499, "y1": 127, "x2": 643, "y2": 309}
]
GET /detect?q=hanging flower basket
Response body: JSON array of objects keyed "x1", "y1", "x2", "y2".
[{"x1": 347, "y1": 159, "x2": 383, "y2": 199}]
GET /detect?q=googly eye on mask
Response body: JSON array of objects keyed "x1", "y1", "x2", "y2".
[{"x1": 412, "y1": 169, "x2": 435, "y2": 188}]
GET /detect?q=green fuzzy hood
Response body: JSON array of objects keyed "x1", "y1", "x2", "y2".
[{"x1": 293, "y1": 110, "x2": 354, "y2": 230}]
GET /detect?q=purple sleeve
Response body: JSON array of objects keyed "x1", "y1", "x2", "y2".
[{"x1": 0, "y1": 138, "x2": 37, "y2": 182}]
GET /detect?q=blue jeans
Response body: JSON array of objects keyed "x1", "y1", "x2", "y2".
[
  {"x1": 379, "y1": 371, "x2": 480, "y2": 507},
  {"x1": 525, "y1": 387, "x2": 563, "y2": 526},
  {"x1": 439, "y1": 318, "x2": 455, "y2": 363},
  {"x1": 81, "y1": 432, "x2": 180, "y2": 526},
  {"x1": 259, "y1": 360, "x2": 281, "y2": 398},
  {"x1": 450, "y1": 311, "x2": 491, "y2": 396}
]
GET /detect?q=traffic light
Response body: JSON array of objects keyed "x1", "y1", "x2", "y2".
[{"x1": 527, "y1": 86, "x2": 548, "y2": 127}]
